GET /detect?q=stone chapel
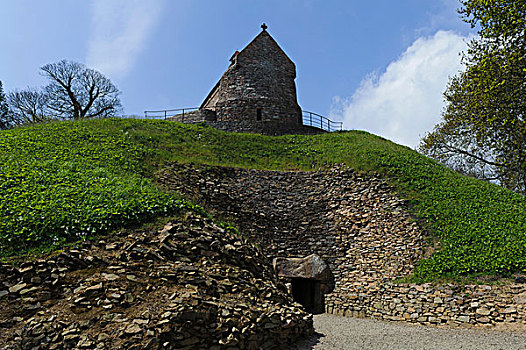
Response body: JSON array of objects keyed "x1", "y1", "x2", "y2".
[{"x1": 171, "y1": 24, "x2": 325, "y2": 135}]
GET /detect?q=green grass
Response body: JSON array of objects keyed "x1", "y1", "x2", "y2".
[
  {"x1": 1, "y1": 118, "x2": 525, "y2": 280},
  {"x1": 0, "y1": 120, "x2": 191, "y2": 256}
]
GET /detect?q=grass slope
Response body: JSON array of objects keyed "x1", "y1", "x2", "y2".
[
  {"x1": 1, "y1": 118, "x2": 525, "y2": 280},
  {"x1": 0, "y1": 120, "x2": 191, "y2": 257}
]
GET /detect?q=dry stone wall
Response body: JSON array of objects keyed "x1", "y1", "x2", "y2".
[
  {"x1": 158, "y1": 163, "x2": 526, "y2": 329},
  {"x1": 166, "y1": 116, "x2": 324, "y2": 136},
  {"x1": 0, "y1": 212, "x2": 312, "y2": 349},
  {"x1": 328, "y1": 281, "x2": 526, "y2": 327},
  {"x1": 204, "y1": 121, "x2": 324, "y2": 136}
]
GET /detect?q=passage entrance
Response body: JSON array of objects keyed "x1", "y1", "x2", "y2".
[
  {"x1": 291, "y1": 278, "x2": 323, "y2": 314},
  {"x1": 273, "y1": 254, "x2": 333, "y2": 314}
]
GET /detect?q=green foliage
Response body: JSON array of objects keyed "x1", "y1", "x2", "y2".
[
  {"x1": 420, "y1": 0, "x2": 526, "y2": 194},
  {"x1": 0, "y1": 120, "x2": 188, "y2": 256},
  {"x1": 1, "y1": 118, "x2": 525, "y2": 281},
  {"x1": 103, "y1": 119, "x2": 526, "y2": 280},
  {"x1": 460, "y1": 0, "x2": 525, "y2": 40}
]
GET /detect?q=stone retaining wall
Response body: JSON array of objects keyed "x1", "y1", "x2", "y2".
[
  {"x1": 205, "y1": 120, "x2": 324, "y2": 136},
  {"x1": 167, "y1": 113, "x2": 324, "y2": 136},
  {"x1": 328, "y1": 282, "x2": 526, "y2": 327},
  {"x1": 158, "y1": 163, "x2": 526, "y2": 329}
]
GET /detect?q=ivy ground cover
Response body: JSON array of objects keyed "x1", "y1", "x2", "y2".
[
  {"x1": 1, "y1": 118, "x2": 525, "y2": 281},
  {"x1": 0, "y1": 120, "x2": 183, "y2": 256}
]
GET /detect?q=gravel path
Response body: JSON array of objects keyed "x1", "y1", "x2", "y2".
[{"x1": 293, "y1": 314, "x2": 526, "y2": 350}]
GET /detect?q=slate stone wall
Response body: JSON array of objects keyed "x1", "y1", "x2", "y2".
[
  {"x1": 158, "y1": 164, "x2": 422, "y2": 310},
  {"x1": 204, "y1": 120, "x2": 324, "y2": 136},
  {"x1": 158, "y1": 163, "x2": 526, "y2": 329},
  {"x1": 166, "y1": 114, "x2": 325, "y2": 136},
  {"x1": 0, "y1": 212, "x2": 313, "y2": 349},
  {"x1": 327, "y1": 281, "x2": 526, "y2": 327}
]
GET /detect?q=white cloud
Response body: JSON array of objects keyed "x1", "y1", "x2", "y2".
[
  {"x1": 87, "y1": 0, "x2": 164, "y2": 78},
  {"x1": 417, "y1": 0, "x2": 465, "y2": 36},
  {"x1": 332, "y1": 31, "x2": 470, "y2": 148}
]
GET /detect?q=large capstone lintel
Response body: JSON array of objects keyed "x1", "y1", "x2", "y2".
[{"x1": 273, "y1": 254, "x2": 334, "y2": 314}]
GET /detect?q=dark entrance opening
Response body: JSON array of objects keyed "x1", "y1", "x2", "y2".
[
  {"x1": 256, "y1": 108, "x2": 262, "y2": 121},
  {"x1": 291, "y1": 278, "x2": 324, "y2": 314}
]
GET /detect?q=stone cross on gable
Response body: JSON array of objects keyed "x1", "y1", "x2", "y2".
[{"x1": 261, "y1": 23, "x2": 268, "y2": 31}]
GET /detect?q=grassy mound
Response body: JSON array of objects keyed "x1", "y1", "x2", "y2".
[
  {"x1": 1, "y1": 118, "x2": 525, "y2": 280},
  {"x1": 0, "y1": 120, "x2": 184, "y2": 256}
]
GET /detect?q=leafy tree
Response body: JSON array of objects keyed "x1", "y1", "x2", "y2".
[
  {"x1": 0, "y1": 81, "x2": 10, "y2": 130},
  {"x1": 7, "y1": 88, "x2": 50, "y2": 126},
  {"x1": 41, "y1": 60, "x2": 121, "y2": 120},
  {"x1": 420, "y1": 0, "x2": 526, "y2": 194}
]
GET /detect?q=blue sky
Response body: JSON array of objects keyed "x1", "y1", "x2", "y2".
[{"x1": 1, "y1": 0, "x2": 475, "y2": 147}]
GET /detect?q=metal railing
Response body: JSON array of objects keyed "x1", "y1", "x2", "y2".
[
  {"x1": 302, "y1": 110, "x2": 343, "y2": 132},
  {"x1": 141, "y1": 107, "x2": 343, "y2": 132},
  {"x1": 110, "y1": 114, "x2": 158, "y2": 119},
  {"x1": 143, "y1": 107, "x2": 199, "y2": 120}
]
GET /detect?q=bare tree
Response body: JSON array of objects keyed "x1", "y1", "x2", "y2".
[
  {"x1": 41, "y1": 60, "x2": 121, "y2": 119},
  {"x1": 0, "y1": 80, "x2": 10, "y2": 129},
  {"x1": 7, "y1": 88, "x2": 50, "y2": 126}
]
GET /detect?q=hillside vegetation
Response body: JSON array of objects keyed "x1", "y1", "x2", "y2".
[{"x1": 1, "y1": 118, "x2": 525, "y2": 280}]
